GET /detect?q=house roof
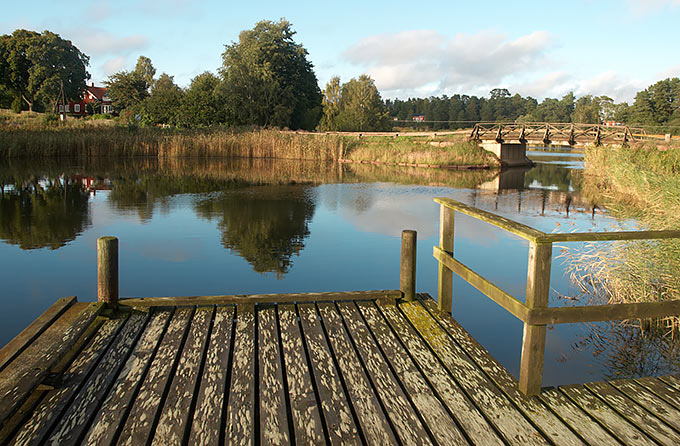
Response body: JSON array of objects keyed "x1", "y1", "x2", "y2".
[{"x1": 86, "y1": 85, "x2": 108, "y2": 100}]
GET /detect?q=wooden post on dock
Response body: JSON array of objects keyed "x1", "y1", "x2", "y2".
[
  {"x1": 519, "y1": 241, "x2": 552, "y2": 395},
  {"x1": 97, "y1": 236, "x2": 119, "y2": 308},
  {"x1": 400, "y1": 230, "x2": 417, "y2": 301},
  {"x1": 438, "y1": 206, "x2": 454, "y2": 313}
]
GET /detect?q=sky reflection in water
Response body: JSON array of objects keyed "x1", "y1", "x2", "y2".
[{"x1": 0, "y1": 152, "x2": 676, "y2": 385}]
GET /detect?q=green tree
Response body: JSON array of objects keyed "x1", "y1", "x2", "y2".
[
  {"x1": 318, "y1": 76, "x2": 341, "y2": 130},
  {"x1": 0, "y1": 29, "x2": 89, "y2": 112},
  {"x1": 140, "y1": 73, "x2": 183, "y2": 125},
  {"x1": 572, "y1": 95, "x2": 601, "y2": 124},
  {"x1": 322, "y1": 75, "x2": 391, "y2": 131},
  {"x1": 105, "y1": 55, "x2": 155, "y2": 112},
  {"x1": 219, "y1": 19, "x2": 322, "y2": 130},
  {"x1": 180, "y1": 71, "x2": 224, "y2": 127}
]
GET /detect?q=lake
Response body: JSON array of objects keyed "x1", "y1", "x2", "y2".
[{"x1": 1, "y1": 149, "x2": 677, "y2": 386}]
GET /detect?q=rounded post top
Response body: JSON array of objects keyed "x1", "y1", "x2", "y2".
[
  {"x1": 98, "y1": 236, "x2": 118, "y2": 242},
  {"x1": 402, "y1": 229, "x2": 417, "y2": 237}
]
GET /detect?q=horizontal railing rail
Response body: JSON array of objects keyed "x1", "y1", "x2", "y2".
[{"x1": 434, "y1": 197, "x2": 680, "y2": 395}]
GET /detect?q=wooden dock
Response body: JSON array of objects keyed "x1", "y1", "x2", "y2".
[{"x1": 2, "y1": 291, "x2": 680, "y2": 445}]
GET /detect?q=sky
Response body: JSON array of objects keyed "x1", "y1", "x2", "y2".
[{"x1": 2, "y1": 0, "x2": 680, "y2": 103}]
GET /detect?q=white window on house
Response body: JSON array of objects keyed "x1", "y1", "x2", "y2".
[
  {"x1": 65, "y1": 104, "x2": 70, "y2": 113},
  {"x1": 74, "y1": 104, "x2": 80, "y2": 113},
  {"x1": 59, "y1": 105, "x2": 64, "y2": 112},
  {"x1": 103, "y1": 105, "x2": 113, "y2": 114}
]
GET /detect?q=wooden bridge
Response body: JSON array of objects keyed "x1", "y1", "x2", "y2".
[
  {"x1": 469, "y1": 122, "x2": 649, "y2": 147},
  {"x1": 1, "y1": 219, "x2": 680, "y2": 444}
]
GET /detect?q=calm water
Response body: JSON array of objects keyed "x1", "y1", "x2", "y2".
[{"x1": 1, "y1": 152, "x2": 677, "y2": 386}]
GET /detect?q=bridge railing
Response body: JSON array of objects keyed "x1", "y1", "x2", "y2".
[
  {"x1": 469, "y1": 122, "x2": 648, "y2": 145},
  {"x1": 433, "y1": 197, "x2": 680, "y2": 395}
]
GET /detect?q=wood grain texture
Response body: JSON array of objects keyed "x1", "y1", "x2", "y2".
[
  {"x1": 224, "y1": 304, "x2": 256, "y2": 446},
  {"x1": 278, "y1": 304, "x2": 325, "y2": 445},
  {"x1": 317, "y1": 302, "x2": 398, "y2": 445},
  {"x1": 336, "y1": 301, "x2": 431, "y2": 446},
  {"x1": 417, "y1": 296, "x2": 585, "y2": 445},
  {"x1": 611, "y1": 379, "x2": 680, "y2": 431},
  {"x1": 635, "y1": 376, "x2": 680, "y2": 411},
  {"x1": 257, "y1": 304, "x2": 290, "y2": 446},
  {"x1": 8, "y1": 317, "x2": 122, "y2": 446},
  {"x1": 356, "y1": 301, "x2": 469, "y2": 445},
  {"x1": 399, "y1": 300, "x2": 550, "y2": 445},
  {"x1": 585, "y1": 381, "x2": 680, "y2": 445},
  {"x1": 437, "y1": 206, "x2": 454, "y2": 313},
  {"x1": 83, "y1": 310, "x2": 171, "y2": 446},
  {"x1": 0, "y1": 296, "x2": 76, "y2": 372},
  {"x1": 46, "y1": 312, "x2": 148, "y2": 445},
  {"x1": 297, "y1": 303, "x2": 360, "y2": 446},
  {"x1": 379, "y1": 301, "x2": 505, "y2": 446},
  {"x1": 559, "y1": 384, "x2": 656, "y2": 446},
  {"x1": 116, "y1": 308, "x2": 193, "y2": 446},
  {"x1": 0, "y1": 302, "x2": 101, "y2": 427},
  {"x1": 153, "y1": 307, "x2": 212, "y2": 445},
  {"x1": 189, "y1": 305, "x2": 236, "y2": 446}
]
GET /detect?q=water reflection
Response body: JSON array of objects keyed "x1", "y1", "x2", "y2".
[
  {"x1": 195, "y1": 186, "x2": 316, "y2": 277},
  {"x1": 0, "y1": 177, "x2": 91, "y2": 249}
]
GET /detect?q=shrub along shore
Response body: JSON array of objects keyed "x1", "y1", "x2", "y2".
[{"x1": 0, "y1": 115, "x2": 498, "y2": 168}]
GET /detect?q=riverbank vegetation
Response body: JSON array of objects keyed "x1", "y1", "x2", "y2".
[{"x1": 563, "y1": 142, "x2": 680, "y2": 333}]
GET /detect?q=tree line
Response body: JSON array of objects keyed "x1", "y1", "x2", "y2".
[{"x1": 1, "y1": 22, "x2": 679, "y2": 133}]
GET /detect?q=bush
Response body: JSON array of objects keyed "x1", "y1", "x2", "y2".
[
  {"x1": 11, "y1": 97, "x2": 23, "y2": 114},
  {"x1": 91, "y1": 113, "x2": 112, "y2": 120},
  {"x1": 42, "y1": 113, "x2": 59, "y2": 125}
]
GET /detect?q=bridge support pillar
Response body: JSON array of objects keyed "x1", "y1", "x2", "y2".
[{"x1": 480, "y1": 141, "x2": 532, "y2": 167}]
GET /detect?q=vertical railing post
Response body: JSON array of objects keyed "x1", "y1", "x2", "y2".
[
  {"x1": 400, "y1": 230, "x2": 417, "y2": 301},
  {"x1": 97, "y1": 236, "x2": 119, "y2": 308},
  {"x1": 438, "y1": 205, "x2": 455, "y2": 313},
  {"x1": 519, "y1": 241, "x2": 552, "y2": 395}
]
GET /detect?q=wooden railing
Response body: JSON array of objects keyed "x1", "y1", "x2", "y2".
[
  {"x1": 469, "y1": 122, "x2": 649, "y2": 146},
  {"x1": 434, "y1": 197, "x2": 680, "y2": 395}
]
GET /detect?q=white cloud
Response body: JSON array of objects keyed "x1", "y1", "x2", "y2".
[
  {"x1": 511, "y1": 71, "x2": 574, "y2": 99},
  {"x1": 573, "y1": 71, "x2": 643, "y2": 102},
  {"x1": 343, "y1": 29, "x2": 552, "y2": 98},
  {"x1": 101, "y1": 57, "x2": 127, "y2": 76},
  {"x1": 627, "y1": 0, "x2": 680, "y2": 15},
  {"x1": 72, "y1": 29, "x2": 147, "y2": 57}
]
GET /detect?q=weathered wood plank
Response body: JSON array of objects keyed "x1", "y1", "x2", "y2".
[
  {"x1": 399, "y1": 300, "x2": 550, "y2": 445},
  {"x1": 336, "y1": 301, "x2": 432, "y2": 445},
  {"x1": 317, "y1": 302, "x2": 398, "y2": 445},
  {"x1": 610, "y1": 379, "x2": 680, "y2": 431},
  {"x1": 529, "y1": 300, "x2": 680, "y2": 325},
  {"x1": 224, "y1": 304, "x2": 256, "y2": 446},
  {"x1": 539, "y1": 388, "x2": 621, "y2": 445},
  {"x1": 437, "y1": 205, "x2": 454, "y2": 313},
  {"x1": 356, "y1": 301, "x2": 469, "y2": 445},
  {"x1": 658, "y1": 374, "x2": 680, "y2": 391},
  {"x1": 0, "y1": 296, "x2": 77, "y2": 372},
  {"x1": 635, "y1": 376, "x2": 680, "y2": 411},
  {"x1": 84, "y1": 309, "x2": 172, "y2": 446},
  {"x1": 153, "y1": 307, "x2": 213, "y2": 445},
  {"x1": 559, "y1": 384, "x2": 656, "y2": 445},
  {"x1": 544, "y1": 230, "x2": 680, "y2": 243},
  {"x1": 8, "y1": 317, "x2": 123, "y2": 446},
  {"x1": 46, "y1": 312, "x2": 148, "y2": 445},
  {"x1": 378, "y1": 301, "x2": 504, "y2": 445},
  {"x1": 297, "y1": 303, "x2": 360, "y2": 446},
  {"x1": 117, "y1": 308, "x2": 193, "y2": 446},
  {"x1": 0, "y1": 302, "x2": 102, "y2": 427},
  {"x1": 189, "y1": 305, "x2": 236, "y2": 446},
  {"x1": 257, "y1": 304, "x2": 290, "y2": 446},
  {"x1": 121, "y1": 290, "x2": 399, "y2": 307},
  {"x1": 585, "y1": 381, "x2": 680, "y2": 445},
  {"x1": 417, "y1": 296, "x2": 585, "y2": 445},
  {"x1": 278, "y1": 304, "x2": 325, "y2": 445},
  {"x1": 434, "y1": 197, "x2": 545, "y2": 242}
]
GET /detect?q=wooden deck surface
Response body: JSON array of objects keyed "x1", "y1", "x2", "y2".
[{"x1": 1, "y1": 292, "x2": 680, "y2": 445}]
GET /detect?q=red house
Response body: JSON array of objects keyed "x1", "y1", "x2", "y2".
[{"x1": 64, "y1": 83, "x2": 114, "y2": 116}]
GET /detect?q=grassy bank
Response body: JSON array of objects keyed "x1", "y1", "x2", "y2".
[{"x1": 570, "y1": 142, "x2": 680, "y2": 332}]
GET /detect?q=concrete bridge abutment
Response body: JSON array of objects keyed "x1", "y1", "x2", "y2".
[{"x1": 480, "y1": 141, "x2": 533, "y2": 167}]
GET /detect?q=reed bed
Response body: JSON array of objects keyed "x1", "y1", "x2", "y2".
[
  {"x1": 0, "y1": 127, "x2": 346, "y2": 161},
  {"x1": 560, "y1": 143, "x2": 680, "y2": 334}
]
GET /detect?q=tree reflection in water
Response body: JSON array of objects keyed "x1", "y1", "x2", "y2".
[
  {"x1": 195, "y1": 185, "x2": 316, "y2": 277},
  {"x1": 0, "y1": 177, "x2": 91, "y2": 249}
]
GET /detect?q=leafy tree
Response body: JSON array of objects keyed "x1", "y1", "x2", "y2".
[
  {"x1": 572, "y1": 95, "x2": 601, "y2": 124},
  {"x1": 220, "y1": 19, "x2": 322, "y2": 130},
  {"x1": 180, "y1": 72, "x2": 224, "y2": 127},
  {"x1": 320, "y1": 75, "x2": 391, "y2": 131},
  {"x1": 140, "y1": 73, "x2": 183, "y2": 125},
  {"x1": 0, "y1": 29, "x2": 89, "y2": 112},
  {"x1": 105, "y1": 55, "x2": 155, "y2": 112}
]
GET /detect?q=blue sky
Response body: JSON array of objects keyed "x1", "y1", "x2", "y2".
[{"x1": 2, "y1": 0, "x2": 679, "y2": 102}]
